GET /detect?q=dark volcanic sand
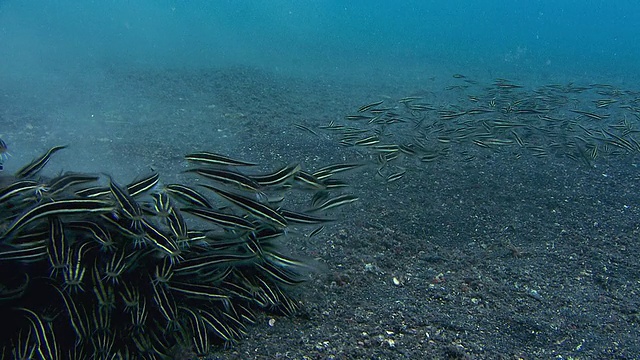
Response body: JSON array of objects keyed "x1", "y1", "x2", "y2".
[{"x1": 2, "y1": 67, "x2": 639, "y2": 359}]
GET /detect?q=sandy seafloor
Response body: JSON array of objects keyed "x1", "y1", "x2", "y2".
[{"x1": 1, "y1": 65, "x2": 639, "y2": 359}]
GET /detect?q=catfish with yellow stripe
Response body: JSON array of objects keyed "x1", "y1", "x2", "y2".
[{"x1": 200, "y1": 184, "x2": 287, "y2": 228}]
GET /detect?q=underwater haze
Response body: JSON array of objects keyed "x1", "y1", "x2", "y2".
[
  {"x1": 2, "y1": 1, "x2": 640, "y2": 359},
  {"x1": 2, "y1": 0, "x2": 639, "y2": 175},
  {"x1": 1, "y1": 1, "x2": 639, "y2": 80}
]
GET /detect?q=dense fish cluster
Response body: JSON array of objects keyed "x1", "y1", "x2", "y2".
[
  {"x1": 316, "y1": 75, "x2": 640, "y2": 181},
  {"x1": 0, "y1": 141, "x2": 358, "y2": 359}
]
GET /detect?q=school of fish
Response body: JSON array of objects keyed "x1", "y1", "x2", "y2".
[
  {"x1": 310, "y1": 75, "x2": 640, "y2": 182},
  {"x1": 0, "y1": 142, "x2": 359, "y2": 359}
]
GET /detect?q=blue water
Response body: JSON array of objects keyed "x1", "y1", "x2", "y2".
[
  {"x1": 1, "y1": 1, "x2": 639, "y2": 81},
  {"x1": 1, "y1": 0, "x2": 640, "y2": 176},
  {"x1": 1, "y1": 3, "x2": 640, "y2": 358}
]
